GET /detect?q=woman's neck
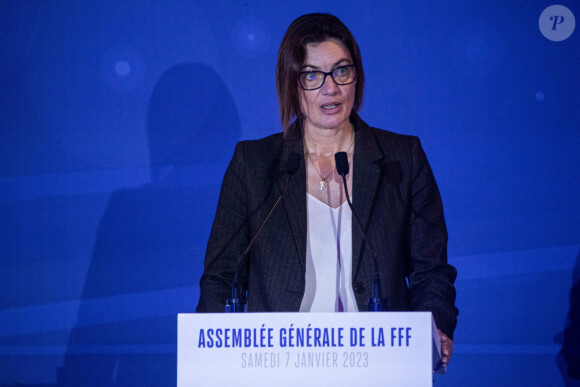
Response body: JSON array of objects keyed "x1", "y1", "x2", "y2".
[{"x1": 303, "y1": 121, "x2": 354, "y2": 157}]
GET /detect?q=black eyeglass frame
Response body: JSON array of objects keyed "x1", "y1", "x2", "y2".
[{"x1": 298, "y1": 64, "x2": 358, "y2": 91}]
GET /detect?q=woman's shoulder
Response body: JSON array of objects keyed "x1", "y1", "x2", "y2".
[
  {"x1": 228, "y1": 131, "x2": 286, "y2": 169},
  {"x1": 234, "y1": 132, "x2": 284, "y2": 158},
  {"x1": 356, "y1": 116, "x2": 420, "y2": 150},
  {"x1": 369, "y1": 125, "x2": 418, "y2": 143},
  {"x1": 239, "y1": 132, "x2": 285, "y2": 149}
]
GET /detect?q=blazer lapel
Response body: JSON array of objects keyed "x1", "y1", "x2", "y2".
[
  {"x1": 351, "y1": 117, "x2": 385, "y2": 280},
  {"x1": 278, "y1": 127, "x2": 307, "y2": 272}
]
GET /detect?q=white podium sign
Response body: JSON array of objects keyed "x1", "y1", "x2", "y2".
[{"x1": 178, "y1": 312, "x2": 442, "y2": 386}]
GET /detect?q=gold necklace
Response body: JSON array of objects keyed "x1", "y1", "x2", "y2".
[
  {"x1": 307, "y1": 152, "x2": 334, "y2": 190},
  {"x1": 305, "y1": 127, "x2": 355, "y2": 190}
]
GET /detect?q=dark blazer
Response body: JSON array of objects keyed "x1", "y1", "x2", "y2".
[{"x1": 196, "y1": 114, "x2": 458, "y2": 338}]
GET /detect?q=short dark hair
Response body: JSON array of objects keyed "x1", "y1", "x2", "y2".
[{"x1": 276, "y1": 13, "x2": 365, "y2": 136}]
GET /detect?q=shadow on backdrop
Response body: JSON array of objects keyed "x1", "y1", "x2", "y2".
[
  {"x1": 557, "y1": 248, "x2": 580, "y2": 385},
  {"x1": 57, "y1": 63, "x2": 240, "y2": 386}
]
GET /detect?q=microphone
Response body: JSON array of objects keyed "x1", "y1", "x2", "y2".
[
  {"x1": 225, "y1": 152, "x2": 301, "y2": 312},
  {"x1": 335, "y1": 152, "x2": 388, "y2": 312}
]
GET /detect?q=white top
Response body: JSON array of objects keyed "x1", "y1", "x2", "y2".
[{"x1": 299, "y1": 193, "x2": 359, "y2": 312}]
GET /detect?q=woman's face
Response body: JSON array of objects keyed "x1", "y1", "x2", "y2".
[{"x1": 298, "y1": 39, "x2": 356, "y2": 134}]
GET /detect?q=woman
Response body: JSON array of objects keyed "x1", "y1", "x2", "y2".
[{"x1": 197, "y1": 13, "x2": 457, "y2": 366}]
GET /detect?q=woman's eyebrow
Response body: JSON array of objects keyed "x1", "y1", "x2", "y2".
[{"x1": 300, "y1": 58, "x2": 351, "y2": 70}]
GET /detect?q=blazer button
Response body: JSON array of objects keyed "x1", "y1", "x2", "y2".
[{"x1": 354, "y1": 282, "x2": 365, "y2": 294}]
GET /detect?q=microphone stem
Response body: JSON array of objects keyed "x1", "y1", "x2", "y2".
[
  {"x1": 341, "y1": 175, "x2": 381, "y2": 298},
  {"x1": 233, "y1": 173, "x2": 292, "y2": 296},
  {"x1": 226, "y1": 152, "x2": 300, "y2": 312}
]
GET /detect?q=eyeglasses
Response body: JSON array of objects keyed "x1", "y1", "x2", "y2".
[{"x1": 298, "y1": 64, "x2": 357, "y2": 91}]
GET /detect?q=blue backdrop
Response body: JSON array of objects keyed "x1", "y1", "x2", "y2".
[{"x1": 1, "y1": 1, "x2": 578, "y2": 385}]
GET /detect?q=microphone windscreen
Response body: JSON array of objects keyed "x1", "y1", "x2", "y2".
[
  {"x1": 335, "y1": 152, "x2": 349, "y2": 176},
  {"x1": 287, "y1": 152, "x2": 301, "y2": 175}
]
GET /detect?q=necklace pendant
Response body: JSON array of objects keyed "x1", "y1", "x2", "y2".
[{"x1": 320, "y1": 178, "x2": 327, "y2": 190}]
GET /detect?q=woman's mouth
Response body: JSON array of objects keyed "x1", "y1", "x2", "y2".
[{"x1": 321, "y1": 103, "x2": 341, "y2": 111}]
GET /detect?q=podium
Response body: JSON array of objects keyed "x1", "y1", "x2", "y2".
[{"x1": 178, "y1": 312, "x2": 443, "y2": 386}]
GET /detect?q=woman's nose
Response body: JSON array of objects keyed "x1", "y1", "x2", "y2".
[{"x1": 321, "y1": 74, "x2": 340, "y2": 95}]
